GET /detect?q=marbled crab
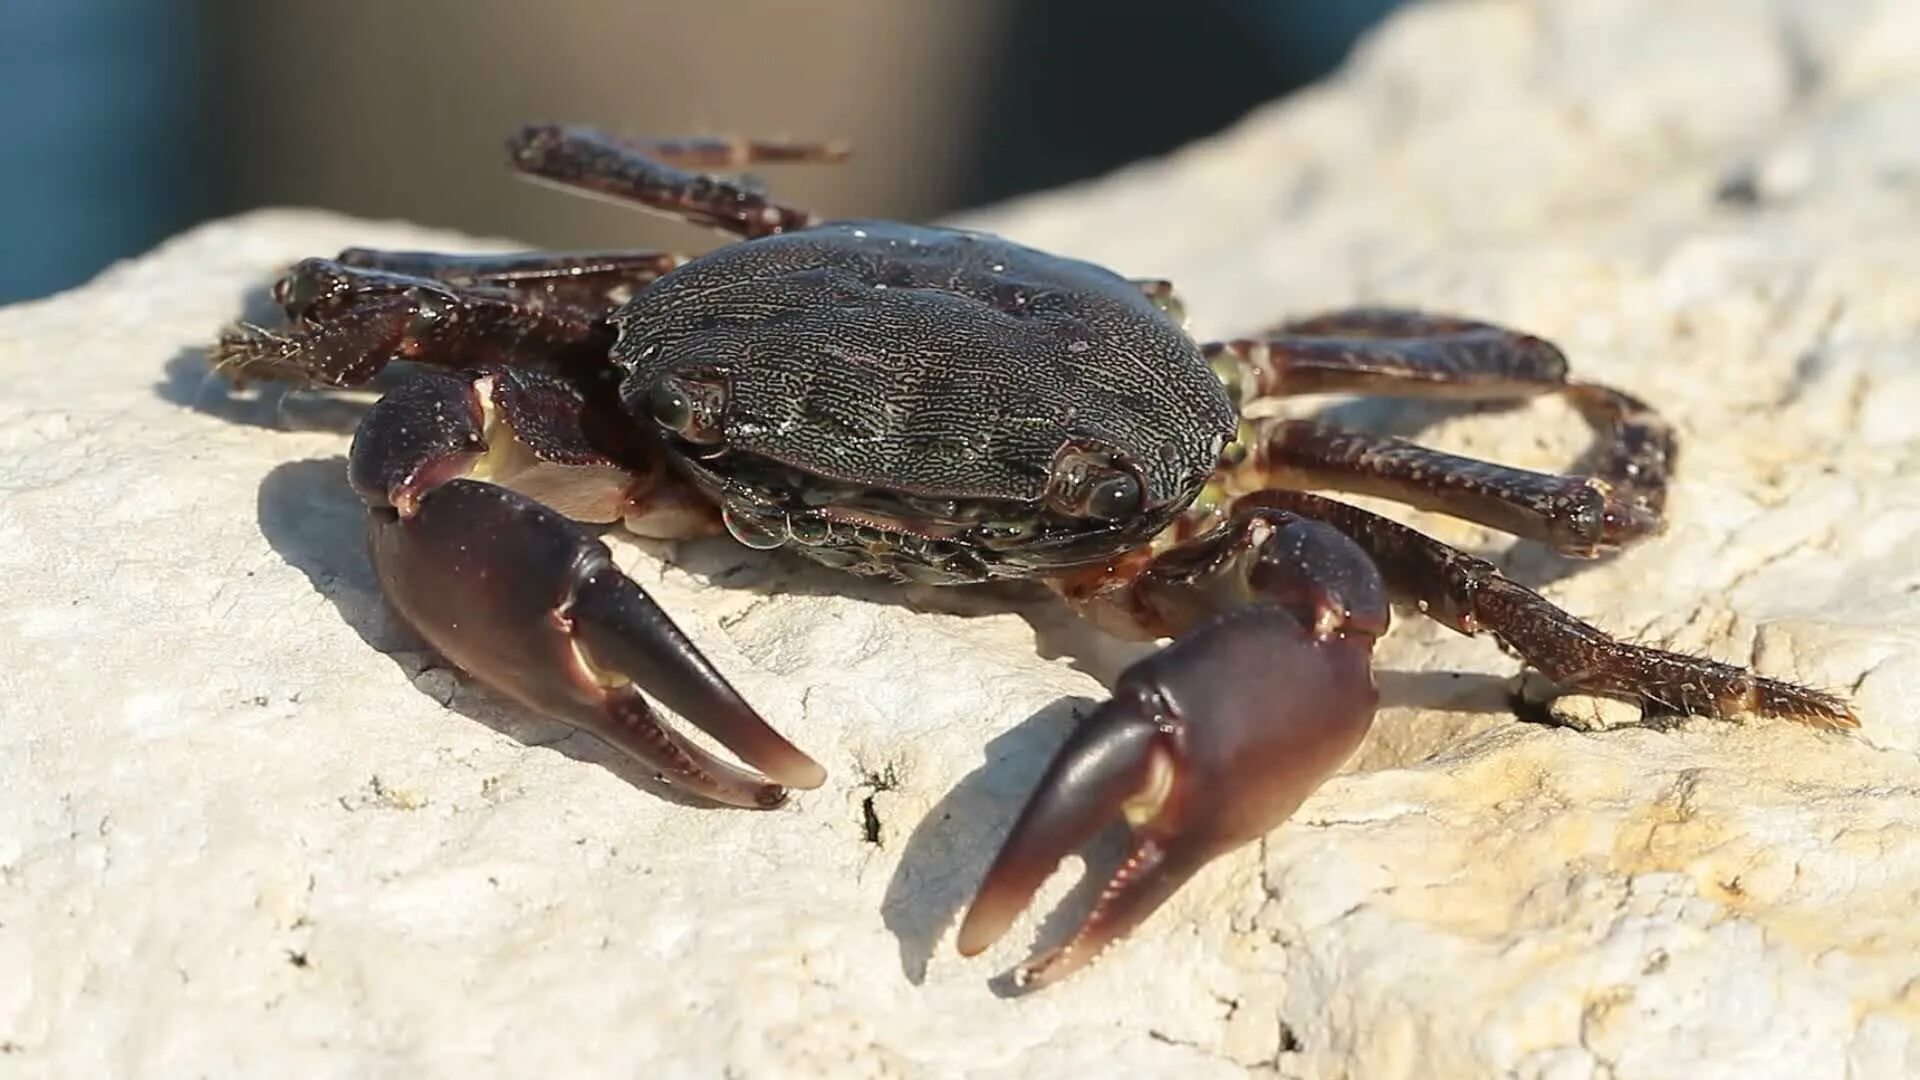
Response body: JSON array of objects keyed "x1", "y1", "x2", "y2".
[{"x1": 211, "y1": 126, "x2": 1855, "y2": 988}]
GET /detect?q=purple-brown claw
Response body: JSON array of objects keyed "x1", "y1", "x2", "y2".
[
  {"x1": 369, "y1": 478, "x2": 824, "y2": 808},
  {"x1": 957, "y1": 602, "x2": 1379, "y2": 988},
  {"x1": 352, "y1": 373, "x2": 823, "y2": 808},
  {"x1": 568, "y1": 558, "x2": 828, "y2": 794}
]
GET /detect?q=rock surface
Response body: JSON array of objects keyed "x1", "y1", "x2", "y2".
[{"x1": 5, "y1": 0, "x2": 1920, "y2": 1076}]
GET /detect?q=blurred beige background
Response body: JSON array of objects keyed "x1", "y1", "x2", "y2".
[
  {"x1": 207, "y1": 3, "x2": 1007, "y2": 254},
  {"x1": 0, "y1": 1, "x2": 1401, "y2": 300}
]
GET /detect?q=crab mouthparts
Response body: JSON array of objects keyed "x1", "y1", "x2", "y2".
[{"x1": 813, "y1": 505, "x2": 968, "y2": 540}]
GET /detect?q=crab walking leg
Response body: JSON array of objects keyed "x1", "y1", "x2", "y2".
[
  {"x1": 1238, "y1": 489, "x2": 1857, "y2": 728},
  {"x1": 211, "y1": 259, "x2": 615, "y2": 388},
  {"x1": 1202, "y1": 309, "x2": 1676, "y2": 553},
  {"x1": 507, "y1": 125, "x2": 830, "y2": 239},
  {"x1": 1559, "y1": 380, "x2": 1676, "y2": 523},
  {"x1": 627, "y1": 135, "x2": 853, "y2": 169},
  {"x1": 1267, "y1": 308, "x2": 1517, "y2": 337},
  {"x1": 333, "y1": 248, "x2": 690, "y2": 316},
  {"x1": 1229, "y1": 417, "x2": 1662, "y2": 557},
  {"x1": 347, "y1": 369, "x2": 825, "y2": 808},
  {"x1": 964, "y1": 510, "x2": 1389, "y2": 988},
  {"x1": 1202, "y1": 310, "x2": 1571, "y2": 403}
]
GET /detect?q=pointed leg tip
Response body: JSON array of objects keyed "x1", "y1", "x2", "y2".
[
  {"x1": 1750, "y1": 677, "x2": 1859, "y2": 732},
  {"x1": 1815, "y1": 708, "x2": 1860, "y2": 732},
  {"x1": 1798, "y1": 696, "x2": 1861, "y2": 731},
  {"x1": 507, "y1": 123, "x2": 563, "y2": 156},
  {"x1": 1816, "y1": 695, "x2": 1861, "y2": 731}
]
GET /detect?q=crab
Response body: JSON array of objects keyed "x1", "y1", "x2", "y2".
[{"x1": 210, "y1": 125, "x2": 1855, "y2": 988}]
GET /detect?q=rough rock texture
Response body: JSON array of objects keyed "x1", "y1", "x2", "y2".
[{"x1": 5, "y1": 1, "x2": 1920, "y2": 1076}]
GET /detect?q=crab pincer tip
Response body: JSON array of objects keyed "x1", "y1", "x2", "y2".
[{"x1": 955, "y1": 693, "x2": 1168, "y2": 961}]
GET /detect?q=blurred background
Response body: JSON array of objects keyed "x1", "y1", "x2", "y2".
[{"x1": 0, "y1": 0, "x2": 1402, "y2": 304}]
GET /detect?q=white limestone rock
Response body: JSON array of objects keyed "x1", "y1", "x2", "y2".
[{"x1": 4, "y1": 0, "x2": 1919, "y2": 1076}]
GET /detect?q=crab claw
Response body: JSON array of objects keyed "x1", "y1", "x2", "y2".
[
  {"x1": 957, "y1": 602, "x2": 1378, "y2": 987},
  {"x1": 351, "y1": 372, "x2": 825, "y2": 809},
  {"x1": 369, "y1": 479, "x2": 827, "y2": 808}
]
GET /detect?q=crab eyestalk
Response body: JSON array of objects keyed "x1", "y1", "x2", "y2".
[{"x1": 962, "y1": 514, "x2": 1388, "y2": 988}]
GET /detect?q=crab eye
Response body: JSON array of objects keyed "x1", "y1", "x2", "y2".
[
  {"x1": 647, "y1": 380, "x2": 693, "y2": 432},
  {"x1": 1044, "y1": 445, "x2": 1147, "y2": 523},
  {"x1": 1085, "y1": 473, "x2": 1143, "y2": 520},
  {"x1": 641, "y1": 371, "x2": 728, "y2": 444}
]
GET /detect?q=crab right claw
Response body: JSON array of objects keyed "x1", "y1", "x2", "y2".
[
  {"x1": 957, "y1": 601, "x2": 1381, "y2": 988},
  {"x1": 353, "y1": 370, "x2": 826, "y2": 809}
]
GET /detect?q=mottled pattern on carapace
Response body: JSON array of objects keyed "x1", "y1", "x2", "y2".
[{"x1": 611, "y1": 221, "x2": 1237, "y2": 509}]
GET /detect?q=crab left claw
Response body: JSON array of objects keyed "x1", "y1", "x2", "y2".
[{"x1": 959, "y1": 585, "x2": 1382, "y2": 988}]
